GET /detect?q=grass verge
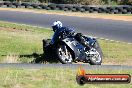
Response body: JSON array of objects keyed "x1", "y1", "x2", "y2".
[
  {"x1": 0, "y1": 21, "x2": 53, "y2": 63},
  {"x1": 0, "y1": 67, "x2": 131, "y2": 88},
  {"x1": 0, "y1": 21, "x2": 132, "y2": 65}
]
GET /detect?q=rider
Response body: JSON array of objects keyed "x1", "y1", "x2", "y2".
[
  {"x1": 51, "y1": 21, "x2": 75, "y2": 44},
  {"x1": 51, "y1": 21, "x2": 94, "y2": 48}
]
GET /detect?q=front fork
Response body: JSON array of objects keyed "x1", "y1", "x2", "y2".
[
  {"x1": 61, "y1": 45, "x2": 69, "y2": 59},
  {"x1": 85, "y1": 48, "x2": 97, "y2": 59}
]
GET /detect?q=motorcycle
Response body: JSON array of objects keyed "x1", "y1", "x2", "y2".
[{"x1": 43, "y1": 28, "x2": 103, "y2": 65}]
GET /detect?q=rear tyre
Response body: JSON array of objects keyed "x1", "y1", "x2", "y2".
[
  {"x1": 43, "y1": 39, "x2": 51, "y2": 52},
  {"x1": 43, "y1": 39, "x2": 58, "y2": 61}
]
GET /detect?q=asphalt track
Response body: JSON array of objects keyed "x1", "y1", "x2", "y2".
[
  {"x1": 0, "y1": 10, "x2": 132, "y2": 43},
  {"x1": 0, "y1": 63, "x2": 132, "y2": 69}
]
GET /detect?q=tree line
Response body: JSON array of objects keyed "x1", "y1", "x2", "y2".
[{"x1": 2, "y1": 0, "x2": 132, "y2": 5}]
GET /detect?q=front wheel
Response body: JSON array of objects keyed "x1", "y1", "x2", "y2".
[
  {"x1": 89, "y1": 41, "x2": 103, "y2": 65},
  {"x1": 56, "y1": 43, "x2": 73, "y2": 64}
]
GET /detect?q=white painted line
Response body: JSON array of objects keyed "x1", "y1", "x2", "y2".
[
  {"x1": 85, "y1": 35, "x2": 132, "y2": 45},
  {"x1": 127, "y1": 43, "x2": 132, "y2": 45},
  {"x1": 110, "y1": 40, "x2": 114, "y2": 42}
]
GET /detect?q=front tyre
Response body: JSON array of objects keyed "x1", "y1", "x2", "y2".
[
  {"x1": 56, "y1": 43, "x2": 73, "y2": 64},
  {"x1": 89, "y1": 41, "x2": 103, "y2": 65}
]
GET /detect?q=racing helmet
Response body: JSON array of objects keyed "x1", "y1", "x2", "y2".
[{"x1": 52, "y1": 21, "x2": 62, "y2": 31}]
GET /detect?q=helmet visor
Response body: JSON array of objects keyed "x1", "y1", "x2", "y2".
[{"x1": 52, "y1": 25, "x2": 58, "y2": 32}]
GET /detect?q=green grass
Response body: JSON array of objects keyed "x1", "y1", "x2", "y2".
[
  {"x1": 0, "y1": 68, "x2": 131, "y2": 88},
  {"x1": 0, "y1": 21, "x2": 53, "y2": 63},
  {"x1": 99, "y1": 40, "x2": 132, "y2": 65},
  {"x1": 0, "y1": 21, "x2": 132, "y2": 64}
]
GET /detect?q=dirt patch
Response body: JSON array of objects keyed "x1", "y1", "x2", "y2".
[
  {"x1": 0, "y1": 26, "x2": 30, "y2": 33},
  {"x1": 0, "y1": 27, "x2": 19, "y2": 32},
  {"x1": 0, "y1": 8, "x2": 132, "y2": 22},
  {"x1": 2, "y1": 54, "x2": 20, "y2": 63}
]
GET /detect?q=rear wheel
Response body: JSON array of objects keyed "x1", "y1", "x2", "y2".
[
  {"x1": 56, "y1": 43, "x2": 73, "y2": 64},
  {"x1": 42, "y1": 39, "x2": 51, "y2": 52}
]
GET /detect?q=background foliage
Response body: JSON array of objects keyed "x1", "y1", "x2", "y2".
[{"x1": 2, "y1": 0, "x2": 132, "y2": 5}]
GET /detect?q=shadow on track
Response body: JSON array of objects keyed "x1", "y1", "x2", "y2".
[
  {"x1": 2, "y1": 53, "x2": 59, "y2": 63},
  {"x1": 19, "y1": 53, "x2": 59, "y2": 63}
]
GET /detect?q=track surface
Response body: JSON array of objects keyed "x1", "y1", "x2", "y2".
[
  {"x1": 0, "y1": 10, "x2": 132, "y2": 43},
  {"x1": 0, "y1": 64, "x2": 132, "y2": 69}
]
